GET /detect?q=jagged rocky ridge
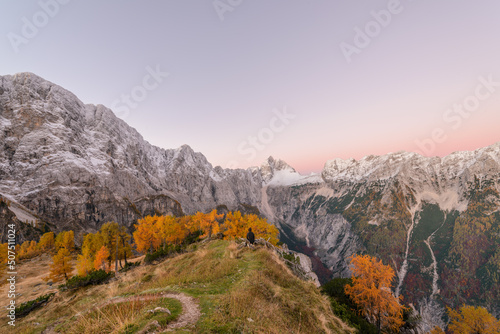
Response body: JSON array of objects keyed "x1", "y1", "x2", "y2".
[{"x1": 1, "y1": 73, "x2": 499, "y2": 331}]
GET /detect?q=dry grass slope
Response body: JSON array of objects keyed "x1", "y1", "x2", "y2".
[{"x1": 1, "y1": 240, "x2": 354, "y2": 334}]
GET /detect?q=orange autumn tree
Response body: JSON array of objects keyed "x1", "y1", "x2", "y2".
[
  {"x1": 191, "y1": 210, "x2": 223, "y2": 238},
  {"x1": 55, "y1": 230, "x2": 75, "y2": 252},
  {"x1": 94, "y1": 245, "x2": 110, "y2": 271},
  {"x1": 447, "y1": 305, "x2": 500, "y2": 334},
  {"x1": 133, "y1": 215, "x2": 162, "y2": 254},
  {"x1": 0, "y1": 243, "x2": 7, "y2": 264},
  {"x1": 222, "y1": 211, "x2": 279, "y2": 245},
  {"x1": 38, "y1": 232, "x2": 55, "y2": 252},
  {"x1": 429, "y1": 326, "x2": 445, "y2": 334},
  {"x1": 76, "y1": 253, "x2": 94, "y2": 276},
  {"x1": 18, "y1": 240, "x2": 39, "y2": 260},
  {"x1": 77, "y1": 232, "x2": 105, "y2": 276},
  {"x1": 157, "y1": 215, "x2": 188, "y2": 246},
  {"x1": 100, "y1": 222, "x2": 133, "y2": 270},
  {"x1": 222, "y1": 211, "x2": 246, "y2": 240},
  {"x1": 0, "y1": 243, "x2": 8, "y2": 278},
  {"x1": 48, "y1": 247, "x2": 73, "y2": 282},
  {"x1": 345, "y1": 254, "x2": 405, "y2": 334},
  {"x1": 76, "y1": 222, "x2": 133, "y2": 274},
  {"x1": 244, "y1": 213, "x2": 279, "y2": 245}
]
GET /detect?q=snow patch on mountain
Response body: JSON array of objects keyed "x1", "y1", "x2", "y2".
[
  {"x1": 260, "y1": 156, "x2": 323, "y2": 186},
  {"x1": 267, "y1": 170, "x2": 323, "y2": 186}
]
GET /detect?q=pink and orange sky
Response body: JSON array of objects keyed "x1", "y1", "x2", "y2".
[{"x1": 1, "y1": 1, "x2": 500, "y2": 173}]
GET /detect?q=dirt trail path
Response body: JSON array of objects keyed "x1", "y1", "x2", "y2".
[{"x1": 105, "y1": 291, "x2": 201, "y2": 330}]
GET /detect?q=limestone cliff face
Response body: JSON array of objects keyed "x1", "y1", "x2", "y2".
[
  {"x1": 0, "y1": 73, "x2": 261, "y2": 234},
  {"x1": 0, "y1": 198, "x2": 44, "y2": 244},
  {"x1": 1, "y1": 73, "x2": 500, "y2": 328}
]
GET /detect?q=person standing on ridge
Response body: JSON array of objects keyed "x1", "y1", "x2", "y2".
[{"x1": 246, "y1": 227, "x2": 255, "y2": 245}]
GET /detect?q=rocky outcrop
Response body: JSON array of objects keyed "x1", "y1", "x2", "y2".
[
  {"x1": 0, "y1": 73, "x2": 262, "y2": 233},
  {"x1": 0, "y1": 198, "x2": 45, "y2": 244}
]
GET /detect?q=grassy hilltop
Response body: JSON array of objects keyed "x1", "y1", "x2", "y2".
[{"x1": 1, "y1": 240, "x2": 353, "y2": 334}]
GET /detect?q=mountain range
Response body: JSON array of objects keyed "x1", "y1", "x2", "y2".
[{"x1": 1, "y1": 72, "x2": 499, "y2": 332}]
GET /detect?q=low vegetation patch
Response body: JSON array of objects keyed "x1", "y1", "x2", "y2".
[
  {"x1": 144, "y1": 244, "x2": 183, "y2": 264},
  {"x1": 61, "y1": 270, "x2": 114, "y2": 291},
  {"x1": 15, "y1": 293, "x2": 55, "y2": 318},
  {"x1": 118, "y1": 261, "x2": 141, "y2": 273}
]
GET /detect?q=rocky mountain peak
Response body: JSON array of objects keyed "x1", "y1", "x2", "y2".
[{"x1": 260, "y1": 156, "x2": 296, "y2": 183}]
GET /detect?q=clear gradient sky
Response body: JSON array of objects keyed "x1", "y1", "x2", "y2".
[{"x1": 1, "y1": 1, "x2": 500, "y2": 173}]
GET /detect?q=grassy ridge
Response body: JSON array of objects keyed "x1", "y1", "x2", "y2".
[{"x1": 3, "y1": 240, "x2": 353, "y2": 334}]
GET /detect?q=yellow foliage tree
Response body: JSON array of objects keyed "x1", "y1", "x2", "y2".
[
  {"x1": 114, "y1": 225, "x2": 133, "y2": 268},
  {"x1": 245, "y1": 214, "x2": 279, "y2": 245},
  {"x1": 55, "y1": 230, "x2": 74, "y2": 252},
  {"x1": 222, "y1": 212, "x2": 279, "y2": 245},
  {"x1": 133, "y1": 216, "x2": 162, "y2": 254},
  {"x1": 82, "y1": 232, "x2": 104, "y2": 259},
  {"x1": 191, "y1": 210, "x2": 223, "y2": 238},
  {"x1": 94, "y1": 245, "x2": 110, "y2": 271},
  {"x1": 99, "y1": 222, "x2": 133, "y2": 270},
  {"x1": 27, "y1": 240, "x2": 37, "y2": 255},
  {"x1": 18, "y1": 240, "x2": 30, "y2": 258},
  {"x1": 223, "y1": 211, "x2": 246, "y2": 240},
  {"x1": 76, "y1": 232, "x2": 104, "y2": 275},
  {"x1": 76, "y1": 254, "x2": 93, "y2": 276},
  {"x1": 49, "y1": 247, "x2": 73, "y2": 282},
  {"x1": 18, "y1": 240, "x2": 39, "y2": 260},
  {"x1": 157, "y1": 215, "x2": 188, "y2": 246},
  {"x1": 344, "y1": 254, "x2": 405, "y2": 333},
  {"x1": 38, "y1": 232, "x2": 55, "y2": 252},
  {"x1": 429, "y1": 326, "x2": 445, "y2": 334},
  {"x1": 0, "y1": 243, "x2": 7, "y2": 264},
  {"x1": 0, "y1": 243, "x2": 8, "y2": 277},
  {"x1": 447, "y1": 305, "x2": 500, "y2": 334}
]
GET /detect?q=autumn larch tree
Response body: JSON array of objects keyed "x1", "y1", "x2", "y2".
[
  {"x1": 18, "y1": 240, "x2": 31, "y2": 259},
  {"x1": 223, "y1": 211, "x2": 245, "y2": 240},
  {"x1": 0, "y1": 243, "x2": 8, "y2": 276},
  {"x1": 49, "y1": 247, "x2": 73, "y2": 282},
  {"x1": 55, "y1": 230, "x2": 75, "y2": 252},
  {"x1": 115, "y1": 224, "x2": 133, "y2": 269},
  {"x1": 38, "y1": 232, "x2": 55, "y2": 252},
  {"x1": 76, "y1": 232, "x2": 105, "y2": 275},
  {"x1": 157, "y1": 215, "x2": 187, "y2": 247},
  {"x1": 192, "y1": 210, "x2": 223, "y2": 239},
  {"x1": 133, "y1": 216, "x2": 162, "y2": 254},
  {"x1": 222, "y1": 211, "x2": 279, "y2": 245},
  {"x1": 429, "y1": 326, "x2": 445, "y2": 334},
  {"x1": 99, "y1": 222, "x2": 132, "y2": 271},
  {"x1": 0, "y1": 243, "x2": 7, "y2": 264},
  {"x1": 244, "y1": 214, "x2": 279, "y2": 245},
  {"x1": 447, "y1": 304, "x2": 500, "y2": 334},
  {"x1": 94, "y1": 245, "x2": 110, "y2": 271},
  {"x1": 76, "y1": 253, "x2": 93, "y2": 276},
  {"x1": 344, "y1": 254, "x2": 406, "y2": 333}
]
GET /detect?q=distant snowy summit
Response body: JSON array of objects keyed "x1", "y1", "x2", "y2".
[{"x1": 260, "y1": 156, "x2": 322, "y2": 186}]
